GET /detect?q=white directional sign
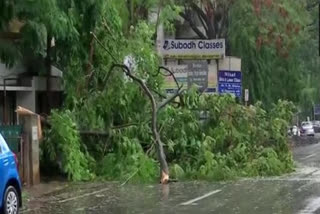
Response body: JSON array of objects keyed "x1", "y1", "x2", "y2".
[{"x1": 245, "y1": 89, "x2": 249, "y2": 102}]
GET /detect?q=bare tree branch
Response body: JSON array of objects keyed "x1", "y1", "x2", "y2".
[
  {"x1": 146, "y1": 144, "x2": 155, "y2": 156},
  {"x1": 112, "y1": 123, "x2": 140, "y2": 129},
  {"x1": 157, "y1": 89, "x2": 184, "y2": 111},
  {"x1": 110, "y1": 63, "x2": 170, "y2": 183},
  {"x1": 79, "y1": 130, "x2": 108, "y2": 136},
  {"x1": 158, "y1": 66, "x2": 182, "y2": 90},
  {"x1": 152, "y1": 66, "x2": 184, "y2": 100},
  {"x1": 101, "y1": 18, "x2": 119, "y2": 41},
  {"x1": 154, "y1": 0, "x2": 163, "y2": 42},
  {"x1": 197, "y1": 12, "x2": 209, "y2": 36},
  {"x1": 92, "y1": 31, "x2": 178, "y2": 184},
  {"x1": 190, "y1": 2, "x2": 213, "y2": 36},
  {"x1": 191, "y1": 2, "x2": 209, "y2": 24},
  {"x1": 179, "y1": 11, "x2": 207, "y2": 39},
  {"x1": 179, "y1": 1, "x2": 233, "y2": 39},
  {"x1": 85, "y1": 31, "x2": 96, "y2": 88},
  {"x1": 91, "y1": 32, "x2": 118, "y2": 63},
  {"x1": 101, "y1": 66, "x2": 115, "y2": 90},
  {"x1": 93, "y1": 35, "x2": 167, "y2": 100},
  {"x1": 109, "y1": 64, "x2": 156, "y2": 103},
  {"x1": 155, "y1": 66, "x2": 185, "y2": 111},
  {"x1": 151, "y1": 89, "x2": 167, "y2": 99}
]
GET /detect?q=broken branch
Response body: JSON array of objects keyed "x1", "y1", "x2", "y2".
[
  {"x1": 158, "y1": 66, "x2": 182, "y2": 90},
  {"x1": 157, "y1": 88, "x2": 184, "y2": 112},
  {"x1": 91, "y1": 32, "x2": 118, "y2": 63}
]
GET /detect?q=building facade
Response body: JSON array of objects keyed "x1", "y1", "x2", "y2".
[{"x1": 0, "y1": 63, "x2": 63, "y2": 125}]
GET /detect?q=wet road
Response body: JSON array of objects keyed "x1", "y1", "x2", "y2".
[{"x1": 22, "y1": 138, "x2": 320, "y2": 214}]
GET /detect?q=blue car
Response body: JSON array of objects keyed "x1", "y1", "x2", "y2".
[{"x1": 0, "y1": 134, "x2": 22, "y2": 214}]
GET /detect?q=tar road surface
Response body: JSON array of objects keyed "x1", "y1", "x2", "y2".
[{"x1": 21, "y1": 136, "x2": 320, "y2": 214}]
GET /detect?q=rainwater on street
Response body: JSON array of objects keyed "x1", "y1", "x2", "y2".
[{"x1": 21, "y1": 135, "x2": 320, "y2": 214}]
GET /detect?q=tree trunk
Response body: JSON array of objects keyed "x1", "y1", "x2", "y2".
[
  {"x1": 128, "y1": 0, "x2": 134, "y2": 27},
  {"x1": 45, "y1": 35, "x2": 52, "y2": 114},
  {"x1": 90, "y1": 30, "x2": 176, "y2": 183},
  {"x1": 181, "y1": 2, "x2": 231, "y2": 40},
  {"x1": 108, "y1": 63, "x2": 171, "y2": 184},
  {"x1": 150, "y1": 94, "x2": 169, "y2": 184},
  {"x1": 86, "y1": 32, "x2": 95, "y2": 88}
]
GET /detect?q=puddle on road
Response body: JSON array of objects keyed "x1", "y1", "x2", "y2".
[
  {"x1": 299, "y1": 197, "x2": 320, "y2": 214},
  {"x1": 22, "y1": 179, "x2": 320, "y2": 214},
  {"x1": 23, "y1": 182, "x2": 227, "y2": 214}
]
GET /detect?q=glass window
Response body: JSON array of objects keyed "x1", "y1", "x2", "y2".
[{"x1": 0, "y1": 133, "x2": 9, "y2": 153}]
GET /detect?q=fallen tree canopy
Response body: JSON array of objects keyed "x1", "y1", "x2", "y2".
[
  {"x1": 42, "y1": 91, "x2": 296, "y2": 182},
  {"x1": 39, "y1": 1, "x2": 296, "y2": 183}
]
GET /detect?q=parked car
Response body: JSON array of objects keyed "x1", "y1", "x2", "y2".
[
  {"x1": 0, "y1": 134, "x2": 22, "y2": 214},
  {"x1": 312, "y1": 120, "x2": 320, "y2": 133},
  {"x1": 300, "y1": 122, "x2": 315, "y2": 136}
]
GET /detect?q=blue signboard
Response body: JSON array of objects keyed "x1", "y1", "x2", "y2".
[{"x1": 218, "y1": 70, "x2": 242, "y2": 97}]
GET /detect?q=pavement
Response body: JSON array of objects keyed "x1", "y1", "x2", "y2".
[{"x1": 22, "y1": 136, "x2": 320, "y2": 214}]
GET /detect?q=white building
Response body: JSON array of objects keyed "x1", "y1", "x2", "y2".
[{"x1": 0, "y1": 63, "x2": 63, "y2": 124}]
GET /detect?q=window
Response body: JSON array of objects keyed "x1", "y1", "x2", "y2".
[{"x1": 0, "y1": 134, "x2": 9, "y2": 154}]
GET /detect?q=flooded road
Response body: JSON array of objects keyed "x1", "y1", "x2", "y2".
[{"x1": 22, "y1": 138, "x2": 320, "y2": 214}]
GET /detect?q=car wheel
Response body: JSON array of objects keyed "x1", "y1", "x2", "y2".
[{"x1": 3, "y1": 186, "x2": 19, "y2": 214}]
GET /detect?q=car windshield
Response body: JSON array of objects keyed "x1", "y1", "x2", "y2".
[
  {"x1": 302, "y1": 122, "x2": 312, "y2": 128},
  {"x1": 0, "y1": 133, "x2": 10, "y2": 153}
]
